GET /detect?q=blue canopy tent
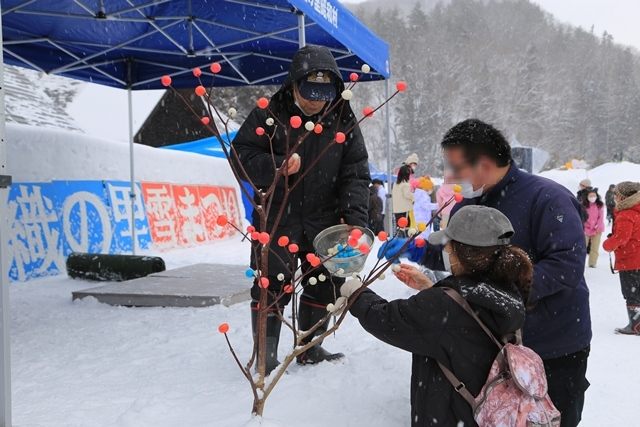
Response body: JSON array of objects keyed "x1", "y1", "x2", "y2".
[
  {"x1": 2, "y1": 0, "x2": 389, "y2": 88},
  {"x1": 0, "y1": 0, "x2": 390, "y2": 424},
  {"x1": 163, "y1": 131, "x2": 238, "y2": 157},
  {"x1": 368, "y1": 161, "x2": 392, "y2": 182}
]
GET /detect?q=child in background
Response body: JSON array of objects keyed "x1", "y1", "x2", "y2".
[
  {"x1": 603, "y1": 181, "x2": 640, "y2": 335},
  {"x1": 412, "y1": 176, "x2": 439, "y2": 239},
  {"x1": 583, "y1": 188, "x2": 605, "y2": 268}
]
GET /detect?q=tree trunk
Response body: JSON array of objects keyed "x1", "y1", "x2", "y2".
[{"x1": 252, "y1": 396, "x2": 265, "y2": 417}]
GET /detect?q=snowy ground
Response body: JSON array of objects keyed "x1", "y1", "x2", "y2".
[
  {"x1": 9, "y1": 228, "x2": 640, "y2": 426},
  {"x1": 8, "y1": 160, "x2": 640, "y2": 426}
]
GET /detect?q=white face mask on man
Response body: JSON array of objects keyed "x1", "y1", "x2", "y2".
[{"x1": 457, "y1": 181, "x2": 485, "y2": 199}]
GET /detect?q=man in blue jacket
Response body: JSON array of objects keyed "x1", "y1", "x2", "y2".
[{"x1": 422, "y1": 119, "x2": 591, "y2": 427}]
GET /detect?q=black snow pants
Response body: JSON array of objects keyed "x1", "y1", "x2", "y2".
[
  {"x1": 544, "y1": 346, "x2": 590, "y2": 427},
  {"x1": 620, "y1": 270, "x2": 640, "y2": 306}
]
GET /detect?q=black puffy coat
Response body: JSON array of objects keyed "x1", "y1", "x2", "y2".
[
  {"x1": 232, "y1": 45, "x2": 370, "y2": 248},
  {"x1": 349, "y1": 275, "x2": 525, "y2": 427}
]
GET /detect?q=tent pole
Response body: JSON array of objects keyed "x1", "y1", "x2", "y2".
[
  {"x1": 0, "y1": 6, "x2": 13, "y2": 426},
  {"x1": 297, "y1": 13, "x2": 306, "y2": 48},
  {"x1": 127, "y1": 61, "x2": 137, "y2": 255},
  {"x1": 385, "y1": 78, "x2": 393, "y2": 233}
]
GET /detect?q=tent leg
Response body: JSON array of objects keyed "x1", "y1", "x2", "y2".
[
  {"x1": 385, "y1": 79, "x2": 393, "y2": 233},
  {"x1": 128, "y1": 86, "x2": 137, "y2": 255},
  {"x1": 0, "y1": 8, "x2": 13, "y2": 426},
  {"x1": 297, "y1": 13, "x2": 306, "y2": 48}
]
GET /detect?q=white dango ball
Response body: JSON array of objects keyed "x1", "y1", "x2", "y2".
[{"x1": 341, "y1": 89, "x2": 353, "y2": 101}]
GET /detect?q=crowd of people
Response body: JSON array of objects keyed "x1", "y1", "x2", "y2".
[
  {"x1": 578, "y1": 179, "x2": 640, "y2": 335},
  {"x1": 367, "y1": 152, "x2": 457, "y2": 239},
  {"x1": 233, "y1": 45, "x2": 640, "y2": 427}
]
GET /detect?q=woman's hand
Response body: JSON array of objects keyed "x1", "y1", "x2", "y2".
[{"x1": 393, "y1": 264, "x2": 433, "y2": 291}]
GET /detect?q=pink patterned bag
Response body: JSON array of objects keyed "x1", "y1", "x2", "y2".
[{"x1": 438, "y1": 288, "x2": 561, "y2": 427}]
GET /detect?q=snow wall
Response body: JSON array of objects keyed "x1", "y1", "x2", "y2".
[
  {"x1": 5, "y1": 123, "x2": 244, "y2": 282},
  {"x1": 539, "y1": 162, "x2": 640, "y2": 195}
]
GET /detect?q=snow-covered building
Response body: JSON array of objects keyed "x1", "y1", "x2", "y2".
[{"x1": 4, "y1": 65, "x2": 83, "y2": 132}]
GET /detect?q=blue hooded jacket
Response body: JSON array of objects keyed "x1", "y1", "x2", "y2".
[{"x1": 423, "y1": 164, "x2": 592, "y2": 359}]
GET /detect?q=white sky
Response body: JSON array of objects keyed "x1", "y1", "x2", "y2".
[
  {"x1": 531, "y1": 0, "x2": 640, "y2": 51},
  {"x1": 343, "y1": 0, "x2": 640, "y2": 51}
]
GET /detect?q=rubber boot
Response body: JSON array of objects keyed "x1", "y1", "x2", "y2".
[
  {"x1": 251, "y1": 308, "x2": 282, "y2": 374},
  {"x1": 615, "y1": 305, "x2": 640, "y2": 335},
  {"x1": 296, "y1": 301, "x2": 344, "y2": 365}
]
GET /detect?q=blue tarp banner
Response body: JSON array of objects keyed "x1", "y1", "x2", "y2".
[{"x1": 6, "y1": 180, "x2": 153, "y2": 281}]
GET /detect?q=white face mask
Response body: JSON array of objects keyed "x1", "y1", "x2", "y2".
[
  {"x1": 458, "y1": 181, "x2": 485, "y2": 199},
  {"x1": 442, "y1": 249, "x2": 453, "y2": 273},
  {"x1": 588, "y1": 196, "x2": 597, "y2": 203}
]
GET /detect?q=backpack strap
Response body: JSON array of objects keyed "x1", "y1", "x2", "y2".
[
  {"x1": 437, "y1": 361, "x2": 478, "y2": 410},
  {"x1": 435, "y1": 287, "x2": 507, "y2": 410},
  {"x1": 441, "y1": 287, "x2": 504, "y2": 349}
]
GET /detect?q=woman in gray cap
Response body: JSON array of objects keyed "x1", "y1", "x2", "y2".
[{"x1": 340, "y1": 205, "x2": 533, "y2": 427}]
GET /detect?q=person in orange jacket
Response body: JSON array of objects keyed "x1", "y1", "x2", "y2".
[{"x1": 603, "y1": 181, "x2": 640, "y2": 335}]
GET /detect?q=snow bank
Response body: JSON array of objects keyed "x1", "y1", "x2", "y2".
[
  {"x1": 6, "y1": 122, "x2": 237, "y2": 186},
  {"x1": 10, "y1": 238, "x2": 640, "y2": 426},
  {"x1": 539, "y1": 162, "x2": 640, "y2": 194}
]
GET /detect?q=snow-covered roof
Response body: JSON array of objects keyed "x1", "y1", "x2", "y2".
[{"x1": 4, "y1": 64, "x2": 83, "y2": 133}]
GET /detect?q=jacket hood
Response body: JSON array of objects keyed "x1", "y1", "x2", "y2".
[
  {"x1": 282, "y1": 45, "x2": 344, "y2": 91},
  {"x1": 438, "y1": 276, "x2": 525, "y2": 338},
  {"x1": 617, "y1": 191, "x2": 640, "y2": 211}
]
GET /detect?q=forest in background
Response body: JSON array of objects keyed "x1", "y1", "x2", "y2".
[{"x1": 218, "y1": 0, "x2": 640, "y2": 173}]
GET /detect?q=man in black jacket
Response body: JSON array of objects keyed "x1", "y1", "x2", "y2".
[{"x1": 232, "y1": 45, "x2": 370, "y2": 371}]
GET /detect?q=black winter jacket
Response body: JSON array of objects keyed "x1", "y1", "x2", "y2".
[
  {"x1": 231, "y1": 46, "x2": 370, "y2": 246},
  {"x1": 349, "y1": 275, "x2": 525, "y2": 427}
]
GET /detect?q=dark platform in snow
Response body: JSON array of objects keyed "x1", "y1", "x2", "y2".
[{"x1": 72, "y1": 263, "x2": 250, "y2": 308}]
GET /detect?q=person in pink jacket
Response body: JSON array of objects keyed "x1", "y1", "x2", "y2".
[
  {"x1": 436, "y1": 182, "x2": 456, "y2": 228},
  {"x1": 583, "y1": 188, "x2": 605, "y2": 268}
]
